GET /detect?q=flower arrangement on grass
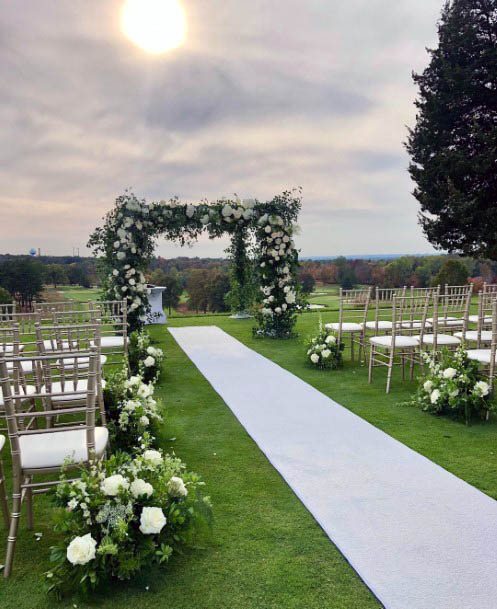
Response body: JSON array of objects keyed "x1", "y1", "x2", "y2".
[
  {"x1": 46, "y1": 450, "x2": 212, "y2": 597},
  {"x1": 411, "y1": 347, "x2": 493, "y2": 423},
  {"x1": 128, "y1": 330, "x2": 165, "y2": 384},
  {"x1": 306, "y1": 320, "x2": 344, "y2": 370}
]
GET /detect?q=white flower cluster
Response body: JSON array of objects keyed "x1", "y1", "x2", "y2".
[
  {"x1": 307, "y1": 333, "x2": 338, "y2": 368},
  {"x1": 118, "y1": 375, "x2": 162, "y2": 432},
  {"x1": 64, "y1": 449, "x2": 190, "y2": 566}
]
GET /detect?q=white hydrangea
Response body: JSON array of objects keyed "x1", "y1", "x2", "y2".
[
  {"x1": 325, "y1": 334, "x2": 336, "y2": 345},
  {"x1": 143, "y1": 449, "x2": 163, "y2": 467},
  {"x1": 144, "y1": 355, "x2": 155, "y2": 367},
  {"x1": 167, "y1": 476, "x2": 188, "y2": 498},
  {"x1": 474, "y1": 381, "x2": 490, "y2": 397},
  {"x1": 430, "y1": 389, "x2": 441, "y2": 404},
  {"x1": 423, "y1": 380, "x2": 433, "y2": 393},
  {"x1": 442, "y1": 368, "x2": 457, "y2": 379},
  {"x1": 310, "y1": 353, "x2": 319, "y2": 364}
]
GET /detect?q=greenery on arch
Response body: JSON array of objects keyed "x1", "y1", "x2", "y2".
[{"x1": 88, "y1": 189, "x2": 302, "y2": 337}]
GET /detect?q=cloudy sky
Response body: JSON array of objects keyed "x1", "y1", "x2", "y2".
[{"x1": 0, "y1": 0, "x2": 444, "y2": 258}]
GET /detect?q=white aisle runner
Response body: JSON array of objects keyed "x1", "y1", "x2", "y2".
[{"x1": 169, "y1": 326, "x2": 497, "y2": 609}]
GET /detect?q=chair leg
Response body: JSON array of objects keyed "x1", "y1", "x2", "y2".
[
  {"x1": 350, "y1": 334, "x2": 355, "y2": 362},
  {"x1": 368, "y1": 345, "x2": 374, "y2": 384},
  {"x1": 4, "y1": 474, "x2": 21, "y2": 577},
  {"x1": 25, "y1": 481, "x2": 33, "y2": 530},
  {"x1": 386, "y1": 351, "x2": 394, "y2": 394},
  {"x1": 0, "y1": 460, "x2": 9, "y2": 528}
]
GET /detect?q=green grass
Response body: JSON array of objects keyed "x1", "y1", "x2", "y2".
[
  {"x1": 2, "y1": 310, "x2": 497, "y2": 608},
  {"x1": 45, "y1": 286, "x2": 102, "y2": 303}
]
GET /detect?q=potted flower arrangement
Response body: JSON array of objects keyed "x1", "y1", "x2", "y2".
[
  {"x1": 411, "y1": 347, "x2": 494, "y2": 423},
  {"x1": 305, "y1": 320, "x2": 344, "y2": 370}
]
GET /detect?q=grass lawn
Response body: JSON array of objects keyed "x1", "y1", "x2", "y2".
[{"x1": 2, "y1": 309, "x2": 497, "y2": 608}]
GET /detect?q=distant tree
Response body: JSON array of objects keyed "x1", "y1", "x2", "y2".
[
  {"x1": 384, "y1": 257, "x2": 415, "y2": 287},
  {"x1": 186, "y1": 269, "x2": 209, "y2": 313},
  {"x1": 318, "y1": 264, "x2": 338, "y2": 284},
  {"x1": 469, "y1": 276, "x2": 485, "y2": 293},
  {"x1": 407, "y1": 0, "x2": 497, "y2": 260},
  {"x1": 67, "y1": 264, "x2": 91, "y2": 288},
  {"x1": 299, "y1": 271, "x2": 316, "y2": 295},
  {"x1": 44, "y1": 264, "x2": 68, "y2": 288},
  {"x1": 333, "y1": 257, "x2": 357, "y2": 289},
  {"x1": 149, "y1": 268, "x2": 184, "y2": 315},
  {"x1": 208, "y1": 268, "x2": 231, "y2": 312},
  {"x1": 0, "y1": 286, "x2": 12, "y2": 305},
  {"x1": 0, "y1": 258, "x2": 44, "y2": 310},
  {"x1": 432, "y1": 259, "x2": 468, "y2": 288}
]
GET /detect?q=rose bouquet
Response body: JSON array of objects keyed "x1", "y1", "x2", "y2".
[
  {"x1": 46, "y1": 449, "x2": 212, "y2": 597},
  {"x1": 305, "y1": 320, "x2": 344, "y2": 370},
  {"x1": 411, "y1": 347, "x2": 494, "y2": 423}
]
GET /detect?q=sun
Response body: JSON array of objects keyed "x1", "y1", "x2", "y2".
[{"x1": 121, "y1": 0, "x2": 186, "y2": 54}]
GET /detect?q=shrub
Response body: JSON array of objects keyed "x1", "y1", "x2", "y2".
[{"x1": 0, "y1": 286, "x2": 12, "y2": 305}]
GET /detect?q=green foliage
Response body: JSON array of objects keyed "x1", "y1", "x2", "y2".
[
  {"x1": 410, "y1": 347, "x2": 493, "y2": 424},
  {"x1": 0, "y1": 285, "x2": 13, "y2": 305},
  {"x1": 149, "y1": 268, "x2": 183, "y2": 314},
  {"x1": 299, "y1": 270, "x2": 316, "y2": 295},
  {"x1": 407, "y1": 0, "x2": 497, "y2": 259},
  {"x1": 43, "y1": 264, "x2": 68, "y2": 287},
  {"x1": 0, "y1": 257, "x2": 44, "y2": 309}
]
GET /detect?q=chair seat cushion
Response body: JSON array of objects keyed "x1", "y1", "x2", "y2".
[
  {"x1": 468, "y1": 315, "x2": 493, "y2": 324},
  {"x1": 363, "y1": 321, "x2": 393, "y2": 330},
  {"x1": 420, "y1": 334, "x2": 461, "y2": 346},
  {"x1": 426, "y1": 316, "x2": 457, "y2": 323},
  {"x1": 48, "y1": 378, "x2": 106, "y2": 402},
  {"x1": 0, "y1": 344, "x2": 25, "y2": 353},
  {"x1": 57, "y1": 355, "x2": 107, "y2": 370},
  {"x1": 19, "y1": 427, "x2": 108, "y2": 469},
  {"x1": 0, "y1": 434, "x2": 5, "y2": 451},
  {"x1": 454, "y1": 331, "x2": 493, "y2": 343},
  {"x1": 466, "y1": 349, "x2": 497, "y2": 364},
  {"x1": 6, "y1": 359, "x2": 34, "y2": 374},
  {"x1": 400, "y1": 320, "x2": 432, "y2": 329},
  {"x1": 370, "y1": 335, "x2": 419, "y2": 348},
  {"x1": 92, "y1": 336, "x2": 125, "y2": 349},
  {"x1": 325, "y1": 322, "x2": 362, "y2": 332},
  {"x1": 0, "y1": 384, "x2": 37, "y2": 407},
  {"x1": 43, "y1": 340, "x2": 76, "y2": 351}
]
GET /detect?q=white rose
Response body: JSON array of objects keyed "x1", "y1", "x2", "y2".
[
  {"x1": 144, "y1": 356, "x2": 155, "y2": 367},
  {"x1": 116, "y1": 252, "x2": 125, "y2": 260},
  {"x1": 66, "y1": 533, "x2": 97, "y2": 566},
  {"x1": 167, "y1": 476, "x2": 188, "y2": 498},
  {"x1": 322, "y1": 349, "x2": 331, "y2": 359},
  {"x1": 186, "y1": 204, "x2": 195, "y2": 218},
  {"x1": 139, "y1": 506, "x2": 167, "y2": 535},
  {"x1": 474, "y1": 381, "x2": 490, "y2": 397},
  {"x1": 285, "y1": 291, "x2": 296, "y2": 304},
  {"x1": 201, "y1": 214, "x2": 209, "y2": 225},
  {"x1": 430, "y1": 389, "x2": 441, "y2": 404},
  {"x1": 325, "y1": 335, "x2": 336, "y2": 344},
  {"x1": 275, "y1": 307, "x2": 282, "y2": 314},
  {"x1": 139, "y1": 415, "x2": 150, "y2": 426},
  {"x1": 264, "y1": 225, "x2": 272, "y2": 233},
  {"x1": 137, "y1": 383, "x2": 154, "y2": 398},
  {"x1": 112, "y1": 269, "x2": 119, "y2": 276},
  {"x1": 130, "y1": 478, "x2": 153, "y2": 498},
  {"x1": 442, "y1": 368, "x2": 457, "y2": 380},
  {"x1": 221, "y1": 204, "x2": 233, "y2": 217},
  {"x1": 310, "y1": 353, "x2": 319, "y2": 364},
  {"x1": 143, "y1": 449, "x2": 163, "y2": 467},
  {"x1": 101, "y1": 474, "x2": 129, "y2": 496}
]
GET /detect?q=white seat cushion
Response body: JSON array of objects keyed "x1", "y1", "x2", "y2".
[
  {"x1": 57, "y1": 355, "x2": 107, "y2": 370},
  {"x1": 0, "y1": 384, "x2": 37, "y2": 407},
  {"x1": 466, "y1": 349, "x2": 497, "y2": 364},
  {"x1": 0, "y1": 434, "x2": 5, "y2": 452},
  {"x1": 468, "y1": 315, "x2": 493, "y2": 324},
  {"x1": 426, "y1": 316, "x2": 457, "y2": 323},
  {"x1": 19, "y1": 427, "x2": 108, "y2": 469},
  {"x1": 363, "y1": 321, "x2": 393, "y2": 330},
  {"x1": 400, "y1": 320, "x2": 432, "y2": 329},
  {"x1": 370, "y1": 335, "x2": 419, "y2": 349},
  {"x1": 437, "y1": 319, "x2": 464, "y2": 327},
  {"x1": 0, "y1": 344, "x2": 25, "y2": 353},
  {"x1": 6, "y1": 359, "x2": 34, "y2": 374},
  {"x1": 420, "y1": 334, "x2": 460, "y2": 346},
  {"x1": 92, "y1": 336, "x2": 125, "y2": 349},
  {"x1": 48, "y1": 378, "x2": 106, "y2": 403},
  {"x1": 325, "y1": 322, "x2": 362, "y2": 332},
  {"x1": 43, "y1": 340, "x2": 76, "y2": 351},
  {"x1": 454, "y1": 331, "x2": 493, "y2": 343}
]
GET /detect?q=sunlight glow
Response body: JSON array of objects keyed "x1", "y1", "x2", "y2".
[{"x1": 121, "y1": 0, "x2": 186, "y2": 54}]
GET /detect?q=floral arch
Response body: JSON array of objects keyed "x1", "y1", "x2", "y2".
[{"x1": 89, "y1": 189, "x2": 302, "y2": 338}]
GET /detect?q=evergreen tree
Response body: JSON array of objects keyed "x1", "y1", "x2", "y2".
[{"x1": 407, "y1": 0, "x2": 497, "y2": 259}]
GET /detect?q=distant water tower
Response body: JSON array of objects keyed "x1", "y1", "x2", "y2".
[{"x1": 29, "y1": 248, "x2": 37, "y2": 256}]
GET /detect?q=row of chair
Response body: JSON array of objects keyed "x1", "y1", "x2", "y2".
[
  {"x1": 327, "y1": 284, "x2": 497, "y2": 393},
  {"x1": 0, "y1": 299, "x2": 128, "y2": 577}
]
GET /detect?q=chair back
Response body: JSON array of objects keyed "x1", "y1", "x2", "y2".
[
  {"x1": 369, "y1": 286, "x2": 407, "y2": 331},
  {"x1": 391, "y1": 293, "x2": 431, "y2": 343},
  {"x1": 90, "y1": 299, "x2": 128, "y2": 358},
  {"x1": 336, "y1": 287, "x2": 372, "y2": 340}
]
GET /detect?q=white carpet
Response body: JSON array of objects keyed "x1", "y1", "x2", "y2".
[{"x1": 169, "y1": 326, "x2": 497, "y2": 609}]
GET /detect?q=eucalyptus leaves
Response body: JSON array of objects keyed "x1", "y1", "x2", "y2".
[{"x1": 88, "y1": 189, "x2": 302, "y2": 337}]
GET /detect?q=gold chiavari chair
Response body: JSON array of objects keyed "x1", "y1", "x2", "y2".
[
  {"x1": 368, "y1": 293, "x2": 431, "y2": 393},
  {"x1": 363, "y1": 287, "x2": 407, "y2": 334},
  {"x1": 420, "y1": 287, "x2": 472, "y2": 352},
  {"x1": 35, "y1": 321, "x2": 106, "y2": 423},
  {"x1": 0, "y1": 348, "x2": 108, "y2": 577},
  {"x1": 466, "y1": 299, "x2": 497, "y2": 391},
  {"x1": 325, "y1": 287, "x2": 372, "y2": 362},
  {"x1": 90, "y1": 299, "x2": 128, "y2": 364},
  {"x1": 0, "y1": 434, "x2": 9, "y2": 527}
]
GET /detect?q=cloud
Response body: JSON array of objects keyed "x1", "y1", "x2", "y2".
[{"x1": 0, "y1": 0, "x2": 443, "y2": 257}]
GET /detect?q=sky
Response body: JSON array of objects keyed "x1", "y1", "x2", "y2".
[{"x1": 0, "y1": 0, "x2": 445, "y2": 259}]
